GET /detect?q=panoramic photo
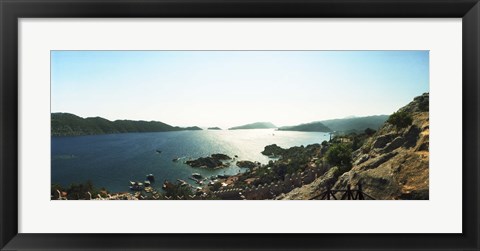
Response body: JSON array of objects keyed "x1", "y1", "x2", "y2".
[{"x1": 51, "y1": 50, "x2": 429, "y2": 200}]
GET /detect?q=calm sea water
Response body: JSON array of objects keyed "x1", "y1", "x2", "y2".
[{"x1": 51, "y1": 129, "x2": 330, "y2": 192}]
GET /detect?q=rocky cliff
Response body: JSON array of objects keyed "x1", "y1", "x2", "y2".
[{"x1": 279, "y1": 93, "x2": 429, "y2": 200}]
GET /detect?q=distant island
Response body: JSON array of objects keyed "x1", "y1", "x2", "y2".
[
  {"x1": 51, "y1": 113, "x2": 202, "y2": 136},
  {"x1": 208, "y1": 127, "x2": 222, "y2": 130},
  {"x1": 228, "y1": 122, "x2": 276, "y2": 130},
  {"x1": 279, "y1": 115, "x2": 389, "y2": 133}
]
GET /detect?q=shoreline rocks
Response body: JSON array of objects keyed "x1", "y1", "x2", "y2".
[{"x1": 261, "y1": 144, "x2": 285, "y2": 157}]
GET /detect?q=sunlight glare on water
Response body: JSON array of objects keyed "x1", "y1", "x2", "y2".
[{"x1": 51, "y1": 129, "x2": 330, "y2": 192}]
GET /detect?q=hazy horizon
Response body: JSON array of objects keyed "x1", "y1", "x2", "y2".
[
  {"x1": 50, "y1": 112, "x2": 391, "y2": 129},
  {"x1": 51, "y1": 51, "x2": 429, "y2": 128}
]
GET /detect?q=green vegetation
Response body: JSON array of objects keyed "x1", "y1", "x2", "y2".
[
  {"x1": 349, "y1": 129, "x2": 376, "y2": 151},
  {"x1": 261, "y1": 144, "x2": 285, "y2": 156},
  {"x1": 51, "y1": 181, "x2": 108, "y2": 200},
  {"x1": 417, "y1": 95, "x2": 429, "y2": 112},
  {"x1": 228, "y1": 122, "x2": 276, "y2": 130},
  {"x1": 163, "y1": 183, "x2": 195, "y2": 199},
  {"x1": 387, "y1": 111, "x2": 413, "y2": 129},
  {"x1": 235, "y1": 144, "x2": 322, "y2": 187},
  {"x1": 325, "y1": 143, "x2": 352, "y2": 172},
  {"x1": 51, "y1": 113, "x2": 202, "y2": 136},
  {"x1": 364, "y1": 127, "x2": 376, "y2": 136}
]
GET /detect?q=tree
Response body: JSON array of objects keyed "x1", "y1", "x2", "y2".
[
  {"x1": 364, "y1": 128, "x2": 376, "y2": 136},
  {"x1": 325, "y1": 143, "x2": 352, "y2": 172},
  {"x1": 387, "y1": 111, "x2": 413, "y2": 129},
  {"x1": 321, "y1": 140, "x2": 328, "y2": 147}
]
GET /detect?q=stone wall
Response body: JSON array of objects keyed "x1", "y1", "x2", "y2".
[{"x1": 212, "y1": 166, "x2": 327, "y2": 200}]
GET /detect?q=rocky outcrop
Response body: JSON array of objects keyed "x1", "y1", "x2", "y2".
[
  {"x1": 332, "y1": 93, "x2": 429, "y2": 200},
  {"x1": 277, "y1": 167, "x2": 340, "y2": 200},
  {"x1": 261, "y1": 144, "x2": 285, "y2": 157},
  {"x1": 279, "y1": 93, "x2": 429, "y2": 200}
]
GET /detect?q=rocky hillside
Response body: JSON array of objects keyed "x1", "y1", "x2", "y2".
[{"x1": 280, "y1": 93, "x2": 429, "y2": 200}]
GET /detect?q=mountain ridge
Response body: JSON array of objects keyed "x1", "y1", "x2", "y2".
[
  {"x1": 51, "y1": 113, "x2": 202, "y2": 136},
  {"x1": 228, "y1": 122, "x2": 276, "y2": 130},
  {"x1": 278, "y1": 115, "x2": 388, "y2": 133},
  {"x1": 278, "y1": 122, "x2": 331, "y2": 132}
]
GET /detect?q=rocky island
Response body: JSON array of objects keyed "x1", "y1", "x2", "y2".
[{"x1": 185, "y1": 153, "x2": 232, "y2": 169}]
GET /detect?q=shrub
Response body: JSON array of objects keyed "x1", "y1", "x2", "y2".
[
  {"x1": 325, "y1": 143, "x2": 352, "y2": 172},
  {"x1": 364, "y1": 128, "x2": 376, "y2": 136},
  {"x1": 388, "y1": 111, "x2": 413, "y2": 129}
]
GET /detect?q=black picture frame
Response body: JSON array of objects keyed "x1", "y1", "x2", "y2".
[{"x1": 1, "y1": 0, "x2": 479, "y2": 250}]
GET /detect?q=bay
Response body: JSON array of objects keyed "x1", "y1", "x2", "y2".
[{"x1": 51, "y1": 129, "x2": 330, "y2": 192}]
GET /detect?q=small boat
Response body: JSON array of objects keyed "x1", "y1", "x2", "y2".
[
  {"x1": 146, "y1": 174, "x2": 155, "y2": 183},
  {"x1": 172, "y1": 157, "x2": 179, "y2": 162},
  {"x1": 144, "y1": 180, "x2": 151, "y2": 187},
  {"x1": 192, "y1": 173, "x2": 203, "y2": 179},
  {"x1": 129, "y1": 181, "x2": 144, "y2": 191},
  {"x1": 188, "y1": 177, "x2": 203, "y2": 185},
  {"x1": 156, "y1": 149, "x2": 162, "y2": 154},
  {"x1": 177, "y1": 179, "x2": 188, "y2": 186},
  {"x1": 162, "y1": 180, "x2": 174, "y2": 190}
]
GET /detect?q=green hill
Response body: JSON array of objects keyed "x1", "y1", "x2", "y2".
[
  {"x1": 321, "y1": 115, "x2": 389, "y2": 133},
  {"x1": 228, "y1": 122, "x2": 276, "y2": 130},
  {"x1": 278, "y1": 122, "x2": 331, "y2": 132},
  {"x1": 51, "y1": 113, "x2": 201, "y2": 136},
  {"x1": 278, "y1": 115, "x2": 388, "y2": 133}
]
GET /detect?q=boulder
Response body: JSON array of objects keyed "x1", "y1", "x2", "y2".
[
  {"x1": 381, "y1": 136, "x2": 405, "y2": 153},
  {"x1": 354, "y1": 154, "x2": 370, "y2": 166},
  {"x1": 359, "y1": 152, "x2": 397, "y2": 171},
  {"x1": 372, "y1": 133, "x2": 396, "y2": 149},
  {"x1": 403, "y1": 125, "x2": 420, "y2": 148}
]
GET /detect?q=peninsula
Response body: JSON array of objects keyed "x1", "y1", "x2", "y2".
[{"x1": 51, "y1": 113, "x2": 202, "y2": 136}]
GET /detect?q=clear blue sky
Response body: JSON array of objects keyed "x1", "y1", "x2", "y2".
[{"x1": 51, "y1": 51, "x2": 429, "y2": 128}]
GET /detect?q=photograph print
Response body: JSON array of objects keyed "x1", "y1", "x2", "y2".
[{"x1": 51, "y1": 50, "x2": 429, "y2": 200}]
